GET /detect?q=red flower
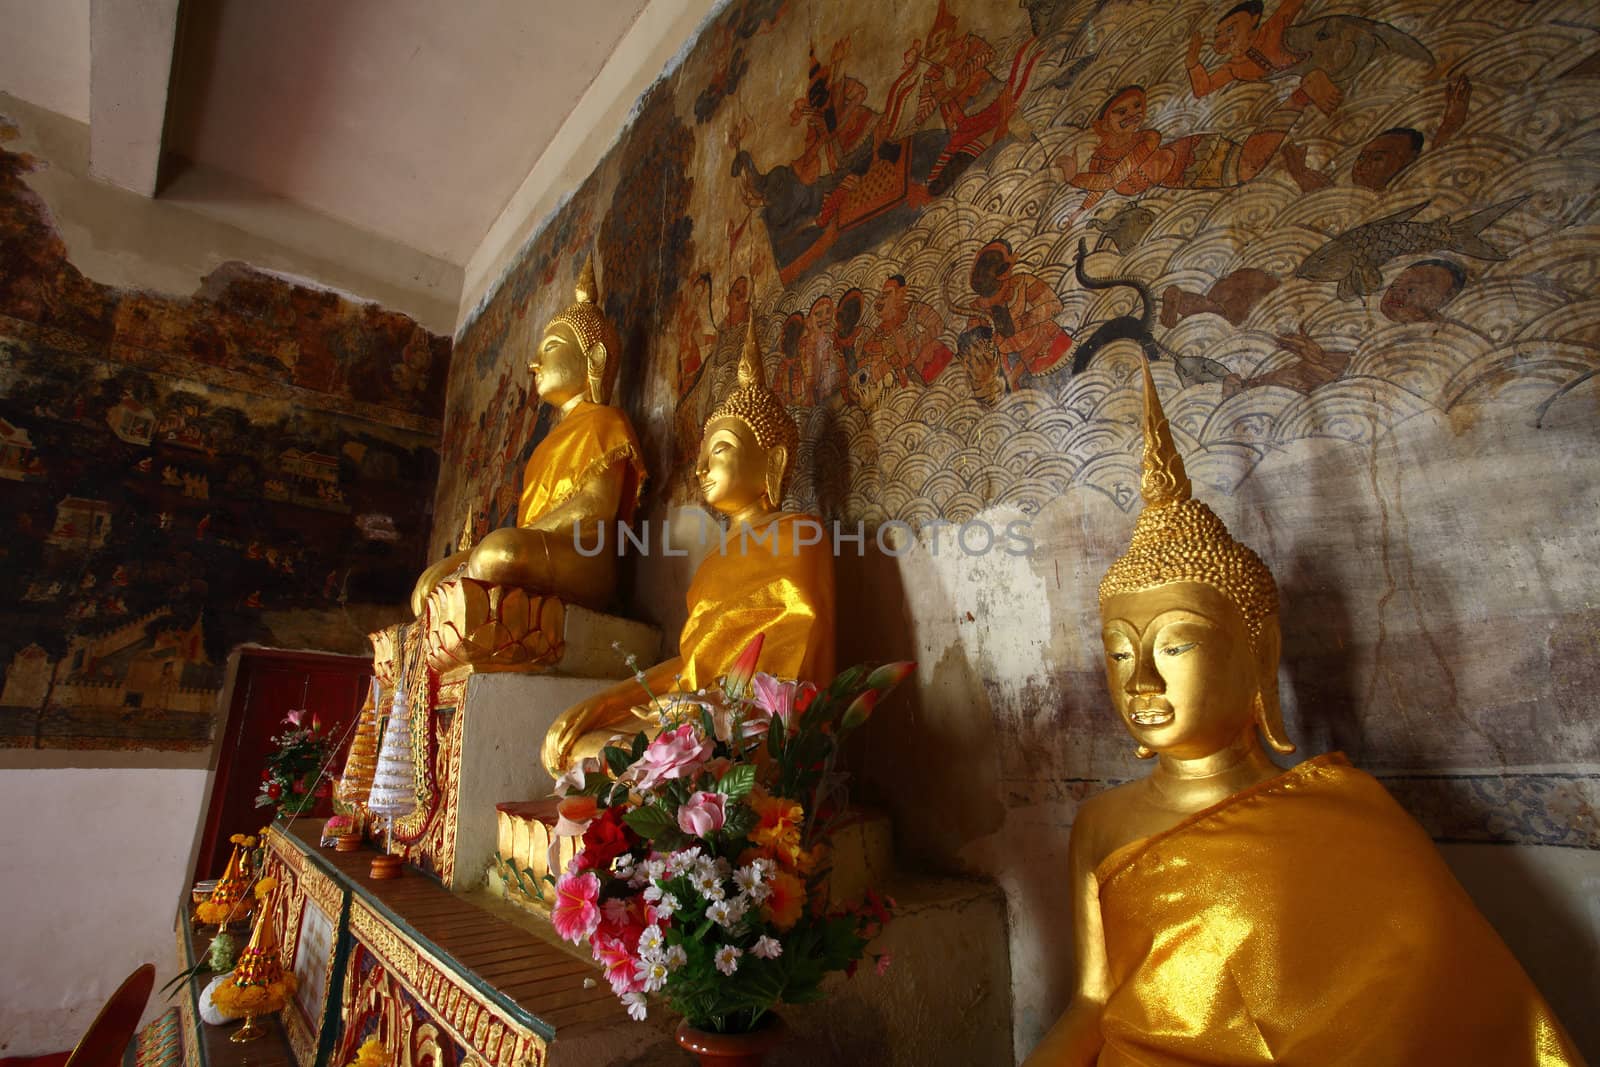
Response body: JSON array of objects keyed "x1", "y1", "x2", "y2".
[
  {"x1": 260, "y1": 769, "x2": 271, "y2": 781},
  {"x1": 576, "y1": 808, "x2": 636, "y2": 872},
  {"x1": 267, "y1": 782, "x2": 282, "y2": 799}
]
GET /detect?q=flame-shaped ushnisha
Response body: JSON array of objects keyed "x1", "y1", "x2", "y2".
[
  {"x1": 547, "y1": 253, "x2": 624, "y2": 405},
  {"x1": 1098, "y1": 360, "x2": 1292, "y2": 752}
]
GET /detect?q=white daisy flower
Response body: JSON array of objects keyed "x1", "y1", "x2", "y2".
[
  {"x1": 612, "y1": 853, "x2": 635, "y2": 878},
  {"x1": 733, "y1": 864, "x2": 764, "y2": 894},
  {"x1": 714, "y1": 945, "x2": 742, "y2": 976},
  {"x1": 654, "y1": 893, "x2": 680, "y2": 920},
  {"x1": 664, "y1": 944, "x2": 688, "y2": 971},
  {"x1": 622, "y1": 992, "x2": 648, "y2": 1021},
  {"x1": 637, "y1": 924, "x2": 665, "y2": 958},
  {"x1": 634, "y1": 957, "x2": 670, "y2": 993},
  {"x1": 751, "y1": 936, "x2": 783, "y2": 960}
]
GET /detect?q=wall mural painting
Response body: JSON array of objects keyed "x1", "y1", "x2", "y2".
[
  {"x1": 0, "y1": 123, "x2": 448, "y2": 750},
  {"x1": 446, "y1": 0, "x2": 1598, "y2": 557},
  {"x1": 435, "y1": 0, "x2": 1599, "y2": 842}
]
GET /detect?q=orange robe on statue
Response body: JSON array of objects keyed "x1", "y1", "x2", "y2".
[
  {"x1": 1093, "y1": 754, "x2": 1581, "y2": 1066},
  {"x1": 677, "y1": 512, "x2": 835, "y2": 691},
  {"x1": 516, "y1": 400, "x2": 646, "y2": 526}
]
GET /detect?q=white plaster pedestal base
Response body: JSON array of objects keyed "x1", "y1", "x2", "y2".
[{"x1": 441, "y1": 671, "x2": 613, "y2": 892}]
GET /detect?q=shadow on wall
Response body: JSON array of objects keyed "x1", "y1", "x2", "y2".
[
  {"x1": 839, "y1": 546, "x2": 1007, "y2": 870},
  {"x1": 1445, "y1": 843, "x2": 1600, "y2": 1059}
]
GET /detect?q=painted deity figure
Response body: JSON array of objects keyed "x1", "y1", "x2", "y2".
[
  {"x1": 861, "y1": 275, "x2": 953, "y2": 388},
  {"x1": 1056, "y1": 85, "x2": 1307, "y2": 224},
  {"x1": 542, "y1": 313, "x2": 835, "y2": 775},
  {"x1": 1022, "y1": 364, "x2": 1580, "y2": 1065},
  {"x1": 965, "y1": 240, "x2": 1073, "y2": 386},
  {"x1": 409, "y1": 258, "x2": 646, "y2": 615}
]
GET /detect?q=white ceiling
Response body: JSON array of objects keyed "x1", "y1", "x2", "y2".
[
  {"x1": 2, "y1": 0, "x2": 650, "y2": 268},
  {"x1": 165, "y1": 0, "x2": 650, "y2": 265}
]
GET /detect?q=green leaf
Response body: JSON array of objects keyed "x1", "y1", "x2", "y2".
[
  {"x1": 623, "y1": 803, "x2": 676, "y2": 840},
  {"x1": 720, "y1": 803, "x2": 758, "y2": 842},
  {"x1": 714, "y1": 763, "x2": 756, "y2": 800},
  {"x1": 630, "y1": 731, "x2": 648, "y2": 760},
  {"x1": 699, "y1": 707, "x2": 718, "y2": 744},
  {"x1": 602, "y1": 744, "x2": 633, "y2": 777}
]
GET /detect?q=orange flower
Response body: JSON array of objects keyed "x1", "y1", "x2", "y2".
[
  {"x1": 761, "y1": 870, "x2": 805, "y2": 932},
  {"x1": 749, "y1": 791, "x2": 804, "y2": 863}
]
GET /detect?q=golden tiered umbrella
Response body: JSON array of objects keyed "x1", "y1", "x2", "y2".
[
  {"x1": 334, "y1": 679, "x2": 383, "y2": 850},
  {"x1": 211, "y1": 877, "x2": 297, "y2": 1043},
  {"x1": 194, "y1": 834, "x2": 255, "y2": 926}
]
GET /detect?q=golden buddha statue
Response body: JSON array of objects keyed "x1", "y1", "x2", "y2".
[
  {"x1": 541, "y1": 312, "x2": 835, "y2": 774},
  {"x1": 1024, "y1": 363, "x2": 1580, "y2": 1066},
  {"x1": 411, "y1": 256, "x2": 645, "y2": 618}
]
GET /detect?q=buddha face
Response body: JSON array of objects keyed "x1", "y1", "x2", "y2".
[
  {"x1": 1100, "y1": 581, "x2": 1272, "y2": 760},
  {"x1": 695, "y1": 416, "x2": 773, "y2": 516},
  {"x1": 529, "y1": 320, "x2": 586, "y2": 406}
]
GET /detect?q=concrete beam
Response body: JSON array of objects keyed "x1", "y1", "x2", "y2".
[{"x1": 88, "y1": 0, "x2": 180, "y2": 196}]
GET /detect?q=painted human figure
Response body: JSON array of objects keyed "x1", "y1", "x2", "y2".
[
  {"x1": 1284, "y1": 75, "x2": 1471, "y2": 193},
  {"x1": 862, "y1": 275, "x2": 953, "y2": 388},
  {"x1": 965, "y1": 240, "x2": 1073, "y2": 386},
  {"x1": 1221, "y1": 328, "x2": 1351, "y2": 398},
  {"x1": 799, "y1": 295, "x2": 848, "y2": 403},
  {"x1": 1056, "y1": 86, "x2": 1306, "y2": 224},
  {"x1": 1187, "y1": 0, "x2": 1340, "y2": 114},
  {"x1": 1379, "y1": 258, "x2": 1466, "y2": 324}
]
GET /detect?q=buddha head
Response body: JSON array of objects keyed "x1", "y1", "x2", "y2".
[
  {"x1": 1098, "y1": 361, "x2": 1295, "y2": 760},
  {"x1": 697, "y1": 310, "x2": 799, "y2": 517},
  {"x1": 531, "y1": 255, "x2": 622, "y2": 407}
]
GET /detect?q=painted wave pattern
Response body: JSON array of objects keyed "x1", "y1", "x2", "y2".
[{"x1": 764, "y1": 0, "x2": 1600, "y2": 521}]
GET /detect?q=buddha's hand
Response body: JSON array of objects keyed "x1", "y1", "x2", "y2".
[
  {"x1": 409, "y1": 552, "x2": 467, "y2": 617},
  {"x1": 541, "y1": 699, "x2": 597, "y2": 777}
]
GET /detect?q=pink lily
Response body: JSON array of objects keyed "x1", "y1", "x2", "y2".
[
  {"x1": 282, "y1": 708, "x2": 308, "y2": 728},
  {"x1": 722, "y1": 633, "x2": 765, "y2": 700},
  {"x1": 751, "y1": 673, "x2": 816, "y2": 728}
]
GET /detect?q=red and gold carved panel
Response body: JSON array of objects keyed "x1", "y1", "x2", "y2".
[{"x1": 337, "y1": 897, "x2": 545, "y2": 1067}]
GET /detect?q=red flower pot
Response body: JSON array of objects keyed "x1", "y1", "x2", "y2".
[{"x1": 674, "y1": 1014, "x2": 785, "y2": 1067}]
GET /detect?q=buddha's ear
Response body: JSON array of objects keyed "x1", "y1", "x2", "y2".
[
  {"x1": 585, "y1": 341, "x2": 609, "y2": 405},
  {"x1": 1253, "y1": 616, "x2": 1296, "y2": 754},
  {"x1": 763, "y1": 444, "x2": 789, "y2": 509}
]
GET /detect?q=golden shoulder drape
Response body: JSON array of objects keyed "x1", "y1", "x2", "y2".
[
  {"x1": 677, "y1": 512, "x2": 836, "y2": 691},
  {"x1": 516, "y1": 400, "x2": 646, "y2": 526},
  {"x1": 1094, "y1": 753, "x2": 1582, "y2": 1066}
]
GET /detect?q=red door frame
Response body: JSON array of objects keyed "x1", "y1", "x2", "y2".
[{"x1": 194, "y1": 647, "x2": 371, "y2": 881}]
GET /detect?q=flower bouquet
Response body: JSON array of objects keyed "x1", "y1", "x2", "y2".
[
  {"x1": 256, "y1": 709, "x2": 336, "y2": 819},
  {"x1": 548, "y1": 634, "x2": 911, "y2": 1041}
]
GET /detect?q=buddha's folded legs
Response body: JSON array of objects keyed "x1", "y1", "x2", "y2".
[{"x1": 462, "y1": 526, "x2": 616, "y2": 609}]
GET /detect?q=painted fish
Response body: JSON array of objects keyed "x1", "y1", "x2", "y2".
[{"x1": 1296, "y1": 196, "x2": 1528, "y2": 301}]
